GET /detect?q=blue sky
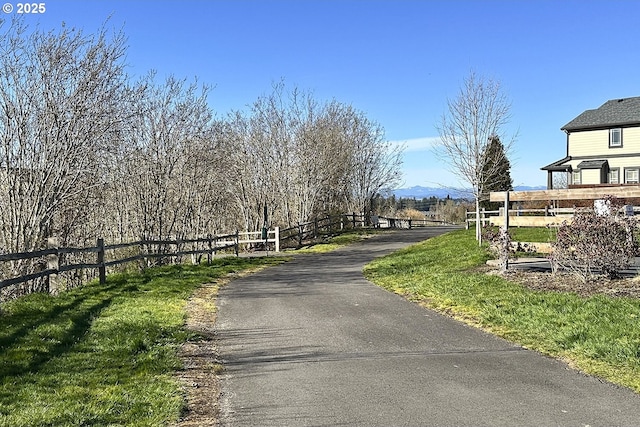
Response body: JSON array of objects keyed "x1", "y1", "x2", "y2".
[{"x1": 6, "y1": 0, "x2": 640, "y2": 188}]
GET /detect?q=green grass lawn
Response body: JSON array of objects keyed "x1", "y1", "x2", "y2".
[
  {"x1": 0, "y1": 257, "x2": 285, "y2": 427},
  {"x1": 364, "y1": 228, "x2": 640, "y2": 393}
]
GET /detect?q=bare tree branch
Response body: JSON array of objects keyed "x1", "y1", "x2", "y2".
[{"x1": 435, "y1": 71, "x2": 516, "y2": 243}]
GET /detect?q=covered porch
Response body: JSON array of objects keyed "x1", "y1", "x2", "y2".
[{"x1": 541, "y1": 156, "x2": 571, "y2": 189}]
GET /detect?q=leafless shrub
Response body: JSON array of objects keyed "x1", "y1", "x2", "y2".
[
  {"x1": 549, "y1": 196, "x2": 638, "y2": 282},
  {"x1": 482, "y1": 226, "x2": 512, "y2": 273}
]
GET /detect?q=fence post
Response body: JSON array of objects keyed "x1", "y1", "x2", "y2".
[
  {"x1": 352, "y1": 212, "x2": 356, "y2": 228},
  {"x1": 46, "y1": 237, "x2": 59, "y2": 294},
  {"x1": 235, "y1": 230, "x2": 239, "y2": 257},
  {"x1": 207, "y1": 234, "x2": 213, "y2": 265},
  {"x1": 275, "y1": 227, "x2": 280, "y2": 252},
  {"x1": 298, "y1": 223, "x2": 303, "y2": 247},
  {"x1": 503, "y1": 191, "x2": 510, "y2": 272},
  {"x1": 340, "y1": 215, "x2": 344, "y2": 230},
  {"x1": 97, "y1": 238, "x2": 106, "y2": 285},
  {"x1": 408, "y1": 218, "x2": 412, "y2": 229},
  {"x1": 314, "y1": 218, "x2": 318, "y2": 238}
]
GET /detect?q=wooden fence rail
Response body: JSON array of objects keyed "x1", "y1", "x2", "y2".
[
  {"x1": 0, "y1": 229, "x2": 280, "y2": 291},
  {"x1": 279, "y1": 213, "x2": 366, "y2": 248},
  {"x1": 467, "y1": 205, "x2": 640, "y2": 228},
  {"x1": 466, "y1": 207, "x2": 579, "y2": 229},
  {"x1": 375, "y1": 215, "x2": 448, "y2": 228},
  {"x1": 1, "y1": 210, "x2": 445, "y2": 298}
]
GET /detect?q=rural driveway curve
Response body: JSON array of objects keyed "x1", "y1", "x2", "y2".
[{"x1": 215, "y1": 227, "x2": 640, "y2": 426}]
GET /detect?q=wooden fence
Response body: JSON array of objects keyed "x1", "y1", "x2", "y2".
[
  {"x1": 472, "y1": 186, "x2": 640, "y2": 228},
  {"x1": 279, "y1": 213, "x2": 366, "y2": 248},
  {"x1": 375, "y1": 215, "x2": 449, "y2": 229},
  {"x1": 1, "y1": 211, "x2": 449, "y2": 300},
  {"x1": 466, "y1": 207, "x2": 577, "y2": 228},
  {"x1": 278, "y1": 212, "x2": 449, "y2": 248},
  {"x1": 0, "y1": 229, "x2": 280, "y2": 293}
]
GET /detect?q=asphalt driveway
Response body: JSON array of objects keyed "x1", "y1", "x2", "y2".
[{"x1": 215, "y1": 227, "x2": 640, "y2": 426}]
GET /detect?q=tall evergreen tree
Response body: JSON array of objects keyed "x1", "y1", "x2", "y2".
[{"x1": 480, "y1": 136, "x2": 513, "y2": 210}]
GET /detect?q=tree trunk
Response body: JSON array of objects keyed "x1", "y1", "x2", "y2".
[{"x1": 475, "y1": 197, "x2": 482, "y2": 245}]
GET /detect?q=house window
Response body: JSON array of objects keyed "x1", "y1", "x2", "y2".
[
  {"x1": 608, "y1": 168, "x2": 620, "y2": 184},
  {"x1": 572, "y1": 170, "x2": 581, "y2": 185},
  {"x1": 609, "y1": 128, "x2": 622, "y2": 147},
  {"x1": 625, "y1": 168, "x2": 639, "y2": 184}
]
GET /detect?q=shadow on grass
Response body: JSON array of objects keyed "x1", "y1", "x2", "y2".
[
  {"x1": 0, "y1": 277, "x2": 140, "y2": 378},
  {"x1": 0, "y1": 258, "x2": 285, "y2": 378}
]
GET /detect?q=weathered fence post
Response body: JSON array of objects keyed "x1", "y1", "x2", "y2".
[
  {"x1": 97, "y1": 238, "x2": 106, "y2": 285},
  {"x1": 298, "y1": 223, "x2": 304, "y2": 247},
  {"x1": 502, "y1": 191, "x2": 510, "y2": 272},
  {"x1": 207, "y1": 234, "x2": 213, "y2": 265},
  {"x1": 352, "y1": 212, "x2": 356, "y2": 228},
  {"x1": 140, "y1": 236, "x2": 149, "y2": 269},
  {"x1": 46, "y1": 237, "x2": 59, "y2": 294},
  {"x1": 235, "y1": 230, "x2": 239, "y2": 257},
  {"x1": 275, "y1": 227, "x2": 280, "y2": 252}
]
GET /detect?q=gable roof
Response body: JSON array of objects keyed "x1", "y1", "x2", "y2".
[{"x1": 562, "y1": 96, "x2": 640, "y2": 131}]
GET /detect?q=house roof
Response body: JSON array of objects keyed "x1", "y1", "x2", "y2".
[
  {"x1": 562, "y1": 96, "x2": 640, "y2": 131},
  {"x1": 541, "y1": 156, "x2": 572, "y2": 171},
  {"x1": 576, "y1": 160, "x2": 608, "y2": 169}
]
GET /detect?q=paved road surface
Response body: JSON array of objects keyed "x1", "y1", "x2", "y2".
[{"x1": 215, "y1": 227, "x2": 640, "y2": 426}]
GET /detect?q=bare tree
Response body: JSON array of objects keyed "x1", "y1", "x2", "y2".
[
  {"x1": 435, "y1": 71, "x2": 515, "y2": 243},
  {"x1": 345, "y1": 108, "x2": 403, "y2": 221},
  {"x1": 0, "y1": 18, "x2": 128, "y2": 280},
  {"x1": 117, "y1": 73, "x2": 217, "y2": 246},
  {"x1": 221, "y1": 83, "x2": 403, "y2": 231},
  {"x1": 552, "y1": 171, "x2": 569, "y2": 190}
]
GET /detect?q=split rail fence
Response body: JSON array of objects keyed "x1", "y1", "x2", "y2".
[
  {"x1": 1, "y1": 211, "x2": 450, "y2": 300},
  {"x1": 278, "y1": 212, "x2": 448, "y2": 248},
  {"x1": 0, "y1": 229, "x2": 280, "y2": 294}
]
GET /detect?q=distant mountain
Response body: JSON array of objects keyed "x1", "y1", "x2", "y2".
[{"x1": 391, "y1": 185, "x2": 546, "y2": 199}]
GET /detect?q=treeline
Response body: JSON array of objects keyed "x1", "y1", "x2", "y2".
[
  {"x1": 371, "y1": 195, "x2": 471, "y2": 224},
  {"x1": 385, "y1": 196, "x2": 450, "y2": 212},
  {"x1": 0, "y1": 18, "x2": 402, "y2": 270}
]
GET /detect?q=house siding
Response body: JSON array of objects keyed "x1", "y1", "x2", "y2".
[
  {"x1": 568, "y1": 127, "x2": 640, "y2": 157},
  {"x1": 580, "y1": 169, "x2": 601, "y2": 184},
  {"x1": 624, "y1": 127, "x2": 640, "y2": 151},
  {"x1": 568, "y1": 157, "x2": 640, "y2": 184},
  {"x1": 568, "y1": 130, "x2": 608, "y2": 157}
]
